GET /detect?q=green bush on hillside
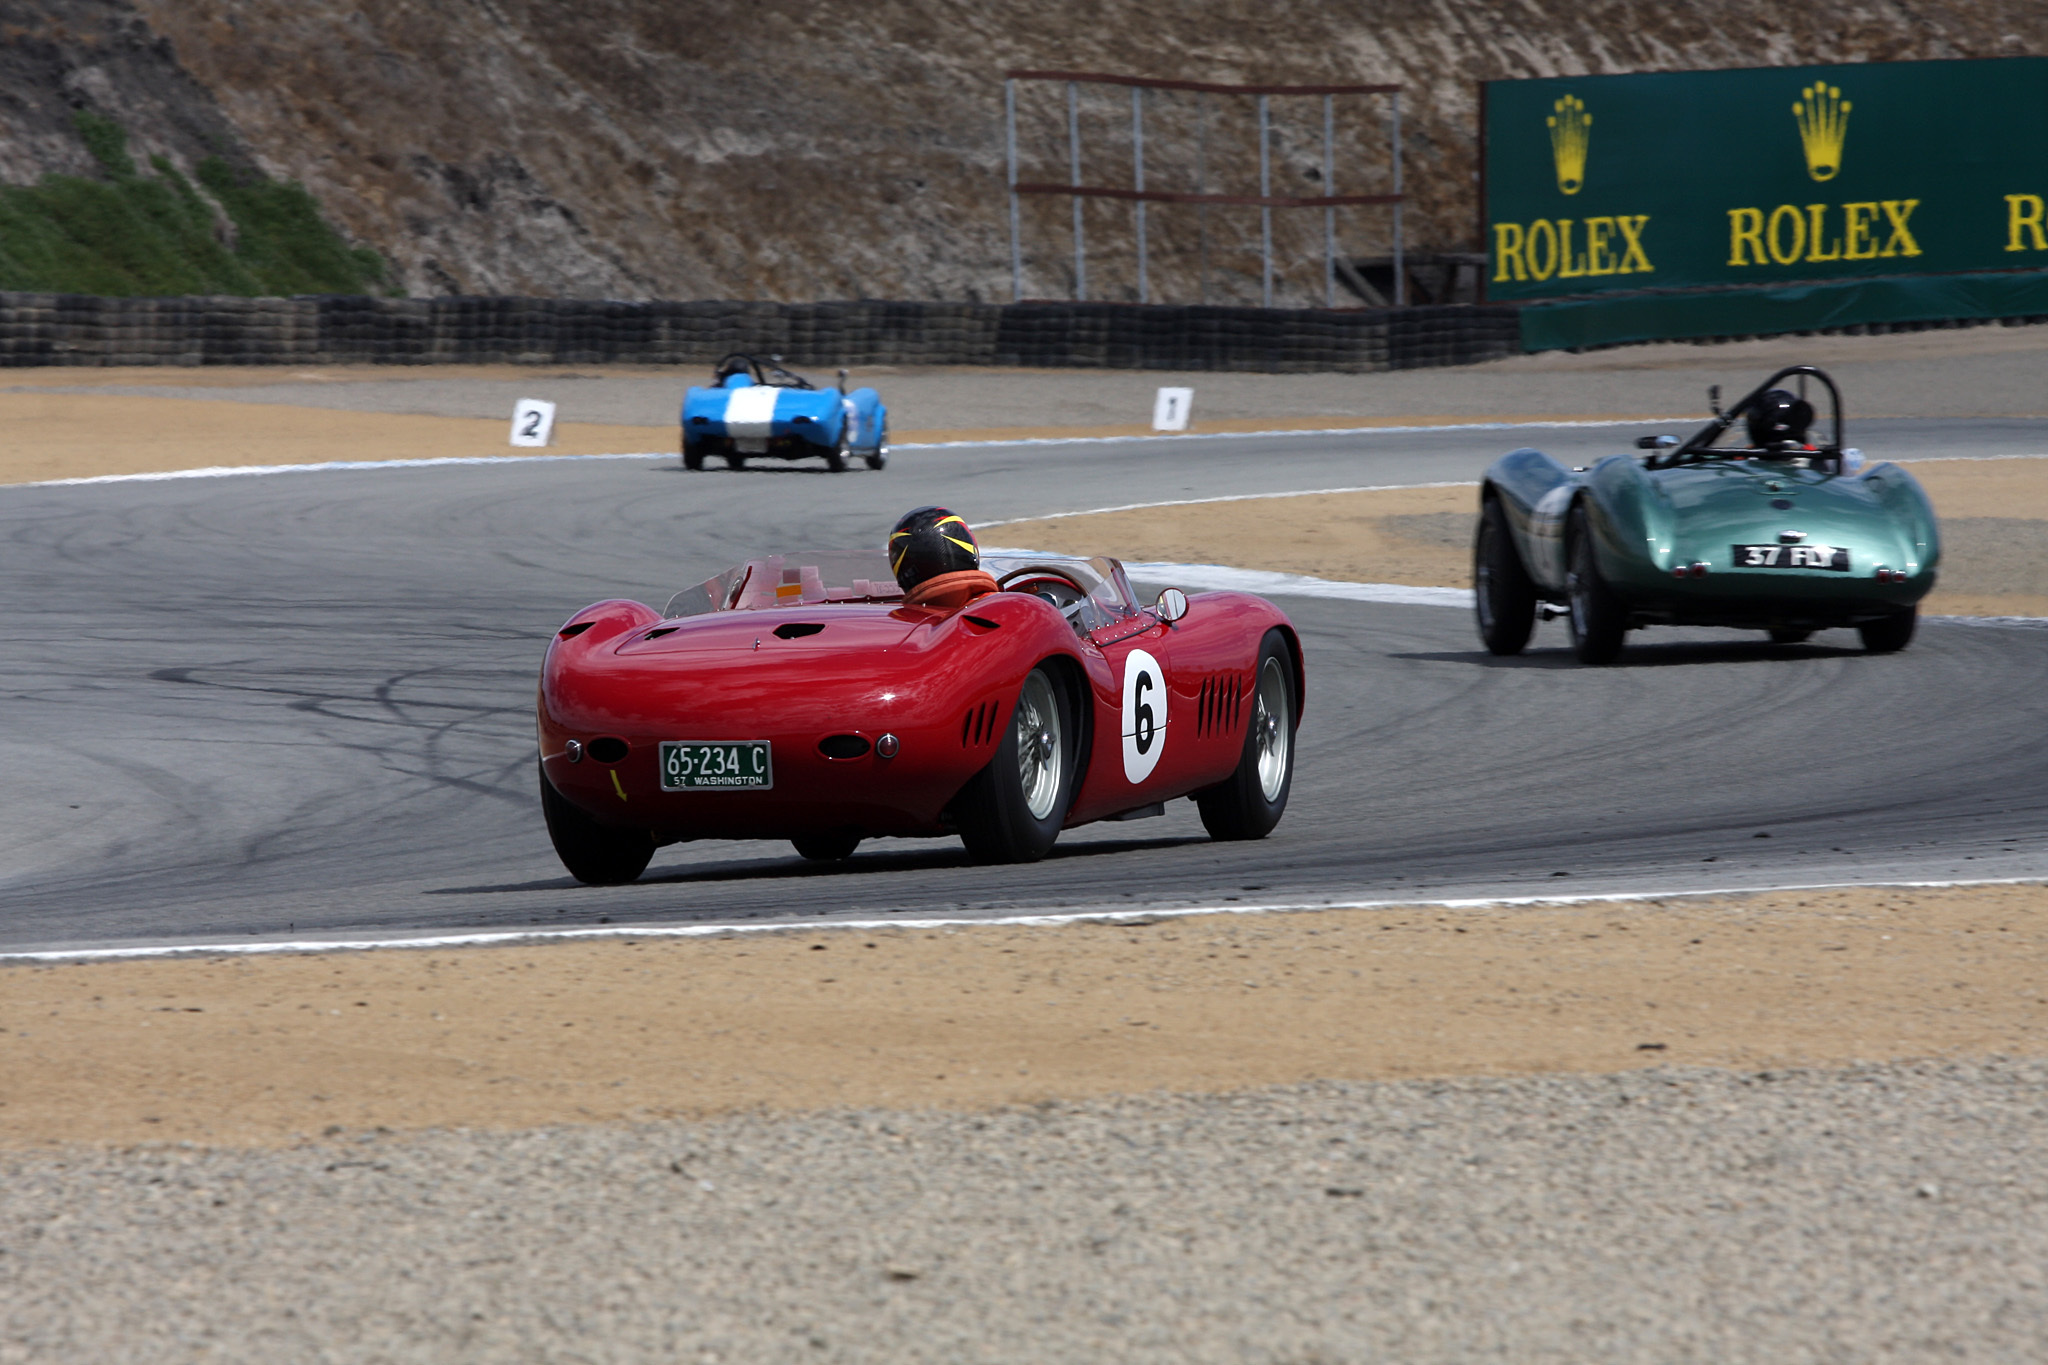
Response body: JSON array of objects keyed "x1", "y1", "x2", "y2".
[{"x1": 0, "y1": 112, "x2": 387, "y2": 297}]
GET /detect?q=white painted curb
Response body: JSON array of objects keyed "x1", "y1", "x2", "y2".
[{"x1": 5, "y1": 876, "x2": 2040, "y2": 964}]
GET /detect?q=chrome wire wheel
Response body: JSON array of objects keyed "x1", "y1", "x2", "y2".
[
  {"x1": 1013, "y1": 669, "x2": 1064, "y2": 821},
  {"x1": 1564, "y1": 504, "x2": 1626, "y2": 665},
  {"x1": 1252, "y1": 656, "x2": 1291, "y2": 802},
  {"x1": 1566, "y1": 535, "x2": 1591, "y2": 627}
]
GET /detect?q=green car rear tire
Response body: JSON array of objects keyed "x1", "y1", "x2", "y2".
[
  {"x1": 1475, "y1": 496, "x2": 1537, "y2": 656},
  {"x1": 1859, "y1": 606, "x2": 1917, "y2": 653}
]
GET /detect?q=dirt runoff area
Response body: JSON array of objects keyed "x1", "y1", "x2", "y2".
[
  {"x1": 2, "y1": 324, "x2": 2046, "y2": 484},
  {"x1": 4, "y1": 883, "x2": 2046, "y2": 1149},
  {"x1": 998, "y1": 457, "x2": 2048, "y2": 619},
  {"x1": 3, "y1": 335, "x2": 2044, "y2": 1152}
]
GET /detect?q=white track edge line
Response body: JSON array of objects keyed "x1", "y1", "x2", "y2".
[
  {"x1": 4, "y1": 419, "x2": 1695, "y2": 490},
  {"x1": 6, "y1": 875, "x2": 2041, "y2": 964},
  {"x1": 982, "y1": 547, "x2": 1473, "y2": 608},
  {"x1": 10, "y1": 433, "x2": 2042, "y2": 492},
  {"x1": 894, "y1": 417, "x2": 1694, "y2": 447},
  {"x1": 16, "y1": 451, "x2": 675, "y2": 488},
  {"x1": 986, "y1": 547, "x2": 2048, "y2": 618},
  {"x1": 977, "y1": 481, "x2": 1477, "y2": 526}
]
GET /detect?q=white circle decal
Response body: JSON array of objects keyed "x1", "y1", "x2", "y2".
[{"x1": 1121, "y1": 648, "x2": 1166, "y2": 784}]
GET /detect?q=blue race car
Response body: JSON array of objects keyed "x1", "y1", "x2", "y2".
[{"x1": 681, "y1": 353, "x2": 889, "y2": 472}]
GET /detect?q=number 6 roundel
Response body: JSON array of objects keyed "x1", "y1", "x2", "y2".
[{"x1": 1121, "y1": 648, "x2": 1167, "y2": 784}]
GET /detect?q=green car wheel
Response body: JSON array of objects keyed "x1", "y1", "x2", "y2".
[
  {"x1": 1859, "y1": 606, "x2": 1917, "y2": 653},
  {"x1": 1566, "y1": 504, "x2": 1627, "y2": 665},
  {"x1": 1475, "y1": 496, "x2": 1537, "y2": 656}
]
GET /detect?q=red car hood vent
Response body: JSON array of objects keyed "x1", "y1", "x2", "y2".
[{"x1": 614, "y1": 608, "x2": 925, "y2": 655}]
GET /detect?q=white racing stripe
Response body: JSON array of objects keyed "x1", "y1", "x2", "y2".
[
  {"x1": 720, "y1": 384, "x2": 779, "y2": 438},
  {"x1": 5, "y1": 875, "x2": 2041, "y2": 964}
]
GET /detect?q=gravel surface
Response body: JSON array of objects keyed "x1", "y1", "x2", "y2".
[{"x1": 6, "y1": 1058, "x2": 2046, "y2": 1363}]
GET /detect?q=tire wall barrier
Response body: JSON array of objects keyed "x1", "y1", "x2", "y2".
[{"x1": 0, "y1": 294, "x2": 1522, "y2": 374}]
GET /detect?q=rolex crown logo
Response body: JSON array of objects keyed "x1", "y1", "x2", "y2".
[
  {"x1": 1546, "y1": 94, "x2": 1591, "y2": 195},
  {"x1": 1792, "y1": 83, "x2": 1851, "y2": 182}
]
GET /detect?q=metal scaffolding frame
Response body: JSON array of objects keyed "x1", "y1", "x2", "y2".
[{"x1": 1004, "y1": 70, "x2": 1405, "y2": 308}]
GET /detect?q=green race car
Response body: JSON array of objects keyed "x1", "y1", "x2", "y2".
[{"x1": 1475, "y1": 365, "x2": 1939, "y2": 664}]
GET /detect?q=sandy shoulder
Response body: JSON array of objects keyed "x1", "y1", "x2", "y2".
[
  {"x1": 0, "y1": 392, "x2": 681, "y2": 483},
  {"x1": 4, "y1": 883, "x2": 2045, "y2": 1149},
  {"x1": 0, "y1": 389, "x2": 1649, "y2": 485}
]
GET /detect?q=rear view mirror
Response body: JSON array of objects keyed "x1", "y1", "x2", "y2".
[
  {"x1": 1635, "y1": 434, "x2": 1679, "y2": 451},
  {"x1": 1154, "y1": 588, "x2": 1189, "y2": 623}
]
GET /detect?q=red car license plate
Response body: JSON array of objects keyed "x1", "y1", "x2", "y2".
[{"x1": 659, "y1": 741, "x2": 773, "y2": 790}]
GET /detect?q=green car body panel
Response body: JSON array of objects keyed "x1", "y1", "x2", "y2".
[{"x1": 1484, "y1": 446, "x2": 1938, "y2": 630}]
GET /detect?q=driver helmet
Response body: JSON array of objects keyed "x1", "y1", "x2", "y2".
[
  {"x1": 888, "y1": 506, "x2": 979, "y2": 592},
  {"x1": 1745, "y1": 389, "x2": 1815, "y2": 450}
]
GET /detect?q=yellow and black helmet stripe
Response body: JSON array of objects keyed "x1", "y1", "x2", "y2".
[{"x1": 886, "y1": 505, "x2": 980, "y2": 592}]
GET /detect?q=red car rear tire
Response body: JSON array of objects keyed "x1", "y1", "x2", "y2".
[
  {"x1": 793, "y1": 831, "x2": 861, "y2": 860},
  {"x1": 539, "y1": 760, "x2": 654, "y2": 885}
]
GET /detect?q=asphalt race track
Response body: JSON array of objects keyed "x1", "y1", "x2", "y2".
[{"x1": 3, "y1": 417, "x2": 2046, "y2": 954}]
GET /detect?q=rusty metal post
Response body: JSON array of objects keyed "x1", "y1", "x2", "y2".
[
  {"x1": 1391, "y1": 89, "x2": 1405, "y2": 306},
  {"x1": 1197, "y1": 93, "x2": 1211, "y2": 305},
  {"x1": 1006, "y1": 78, "x2": 1021, "y2": 302},
  {"x1": 1069, "y1": 80, "x2": 1085, "y2": 300},
  {"x1": 1132, "y1": 86, "x2": 1147, "y2": 304},
  {"x1": 1258, "y1": 93, "x2": 1272, "y2": 308},
  {"x1": 1323, "y1": 94, "x2": 1335, "y2": 309}
]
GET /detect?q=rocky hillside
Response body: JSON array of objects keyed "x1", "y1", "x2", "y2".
[{"x1": 7, "y1": 0, "x2": 2046, "y2": 305}]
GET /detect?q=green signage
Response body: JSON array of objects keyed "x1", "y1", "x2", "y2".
[{"x1": 1483, "y1": 57, "x2": 2048, "y2": 302}]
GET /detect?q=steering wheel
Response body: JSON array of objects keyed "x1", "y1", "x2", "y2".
[
  {"x1": 711, "y1": 353, "x2": 814, "y2": 390},
  {"x1": 996, "y1": 564, "x2": 1092, "y2": 597}
]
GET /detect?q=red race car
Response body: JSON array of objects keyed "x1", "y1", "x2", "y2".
[{"x1": 537, "y1": 548, "x2": 1303, "y2": 883}]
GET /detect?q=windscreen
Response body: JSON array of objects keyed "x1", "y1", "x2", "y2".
[
  {"x1": 662, "y1": 550, "x2": 1138, "y2": 628},
  {"x1": 664, "y1": 553, "x2": 904, "y2": 617},
  {"x1": 980, "y1": 551, "x2": 1136, "y2": 633}
]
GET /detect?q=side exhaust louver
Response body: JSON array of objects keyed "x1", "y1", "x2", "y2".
[
  {"x1": 961, "y1": 700, "x2": 999, "y2": 748},
  {"x1": 1196, "y1": 673, "x2": 1246, "y2": 738}
]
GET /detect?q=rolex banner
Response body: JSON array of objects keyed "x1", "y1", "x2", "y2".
[{"x1": 1482, "y1": 57, "x2": 2048, "y2": 342}]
